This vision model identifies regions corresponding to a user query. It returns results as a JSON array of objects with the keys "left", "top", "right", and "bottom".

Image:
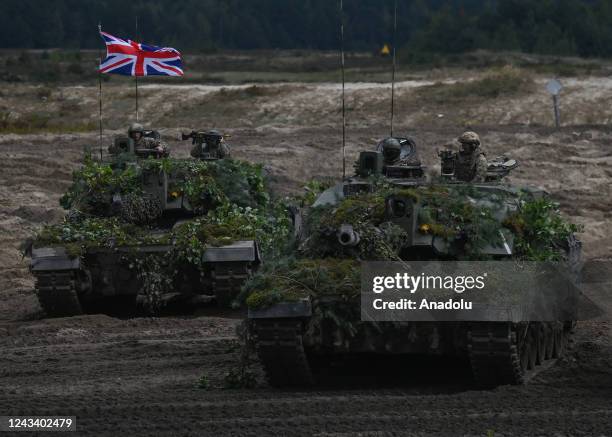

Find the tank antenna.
[
  {"left": 390, "top": 0, "right": 397, "bottom": 137},
  {"left": 98, "top": 22, "right": 103, "bottom": 160},
  {"left": 340, "top": 0, "right": 346, "bottom": 179},
  {"left": 135, "top": 15, "right": 139, "bottom": 121}
]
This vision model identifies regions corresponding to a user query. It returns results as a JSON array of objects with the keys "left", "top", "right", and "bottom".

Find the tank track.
[
  {"left": 34, "top": 270, "right": 83, "bottom": 317},
  {"left": 211, "top": 262, "right": 251, "bottom": 307},
  {"left": 468, "top": 321, "right": 569, "bottom": 387},
  {"left": 252, "top": 319, "right": 314, "bottom": 387}
]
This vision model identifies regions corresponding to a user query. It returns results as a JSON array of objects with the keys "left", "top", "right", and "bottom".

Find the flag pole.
[
  {"left": 340, "top": 0, "right": 346, "bottom": 179},
  {"left": 98, "top": 23, "right": 103, "bottom": 160},
  {"left": 390, "top": 0, "right": 397, "bottom": 137},
  {"left": 135, "top": 15, "right": 139, "bottom": 121}
]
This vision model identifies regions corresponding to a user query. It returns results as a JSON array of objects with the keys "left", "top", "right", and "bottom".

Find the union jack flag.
[{"left": 99, "top": 30, "right": 183, "bottom": 77}]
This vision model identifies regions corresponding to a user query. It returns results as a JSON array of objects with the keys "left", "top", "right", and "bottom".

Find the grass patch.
[
  {"left": 195, "top": 375, "right": 209, "bottom": 389},
  {"left": 217, "top": 85, "right": 279, "bottom": 98},
  {"left": 520, "top": 61, "right": 607, "bottom": 77},
  {"left": 0, "top": 111, "right": 95, "bottom": 134},
  {"left": 417, "top": 67, "right": 534, "bottom": 103}
]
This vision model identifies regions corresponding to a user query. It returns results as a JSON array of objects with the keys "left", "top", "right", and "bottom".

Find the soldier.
[
  {"left": 130, "top": 123, "right": 169, "bottom": 157},
  {"left": 190, "top": 130, "right": 231, "bottom": 159},
  {"left": 450, "top": 131, "right": 487, "bottom": 183},
  {"left": 109, "top": 122, "right": 169, "bottom": 157},
  {"left": 380, "top": 137, "right": 403, "bottom": 165}
]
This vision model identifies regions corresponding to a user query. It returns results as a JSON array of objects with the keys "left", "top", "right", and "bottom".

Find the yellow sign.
[{"left": 380, "top": 43, "right": 391, "bottom": 56}]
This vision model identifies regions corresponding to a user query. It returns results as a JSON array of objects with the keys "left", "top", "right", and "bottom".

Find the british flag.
[{"left": 99, "top": 30, "right": 183, "bottom": 77}]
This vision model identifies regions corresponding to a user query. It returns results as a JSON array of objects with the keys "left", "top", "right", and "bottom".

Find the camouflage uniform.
[
  {"left": 134, "top": 136, "right": 169, "bottom": 155},
  {"left": 190, "top": 130, "right": 231, "bottom": 159},
  {"left": 109, "top": 123, "right": 169, "bottom": 156},
  {"left": 453, "top": 131, "right": 487, "bottom": 183}
]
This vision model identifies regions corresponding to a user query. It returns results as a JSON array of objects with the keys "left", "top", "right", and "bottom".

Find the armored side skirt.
[
  {"left": 31, "top": 241, "right": 260, "bottom": 316},
  {"left": 249, "top": 299, "right": 573, "bottom": 387}
]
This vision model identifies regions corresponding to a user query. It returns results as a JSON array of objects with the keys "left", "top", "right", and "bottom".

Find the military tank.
[
  {"left": 245, "top": 137, "right": 581, "bottom": 387},
  {"left": 28, "top": 131, "right": 286, "bottom": 317}
]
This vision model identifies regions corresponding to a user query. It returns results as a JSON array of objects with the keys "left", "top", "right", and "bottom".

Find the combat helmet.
[
  {"left": 458, "top": 131, "right": 480, "bottom": 151},
  {"left": 128, "top": 122, "right": 144, "bottom": 136},
  {"left": 381, "top": 137, "right": 402, "bottom": 162},
  {"left": 205, "top": 130, "right": 222, "bottom": 140}
]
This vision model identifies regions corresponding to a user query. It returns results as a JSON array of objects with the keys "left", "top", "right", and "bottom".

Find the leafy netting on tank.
[
  {"left": 242, "top": 184, "right": 581, "bottom": 311},
  {"left": 59, "top": 156, "right": 270, "bottom": 216},
  {"left": 33, "top": 156, "right": 291, "bottom": 312},
  {"left": 504, "top": 196, "right": 580, "bottom": 261},
  {"left": 59, "top": 157, "right": 142, "bottom": 216},
  {"left": 119, "top": 193, "right": 164, "bottom": 224},
  {"left": 39, "top": 156, "right": 288, "bottom": 249},
  {"left": 297, "top": 185, "right": 505, "bottom": 260},
  {"left": 132, "top": 255, "right": 174, "bottom": 311}
]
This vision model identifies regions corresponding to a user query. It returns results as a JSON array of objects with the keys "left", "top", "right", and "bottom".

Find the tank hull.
[
  {"left": 250, "top": 306, "right": 573, "bottom": 388},
  {"left": 31, "top": 241, "right": 259, "bottom": 317},
  {"left": 246, "top": 181, "right": 582, "bottom": 388}
]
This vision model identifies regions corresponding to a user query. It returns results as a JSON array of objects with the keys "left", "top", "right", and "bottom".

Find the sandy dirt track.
[
  {"left": 0, "top": 314, "right": 610, "bottom": 436},
  {"left": 0, "top": 77, "right": 611, "bottom": 435}
]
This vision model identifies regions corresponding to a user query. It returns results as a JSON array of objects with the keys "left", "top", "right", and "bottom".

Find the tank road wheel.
[
  {"left": 535, "top": 324, "right": 547, "bottom": 365},
  {"left": 518, "top": 328, "right": 529, "bottom": 375},
  {"left": 35, "top": 270, "right": 83, "bottom": 317},
  {"left": 543, "top": 323, "right": 554, "bottom": 360},
  {"left": 525, "top": 326, "right": 538, "bottom": 370},
  {"left": 562, "top": 322, "right": 573, "bottom": 351},
  {"left": 468, "top": 322, "right": 523, "bottom": 387},
  {"left": 468, "top": 321, "right": 571, "bottom": 387},
  {"left": 252, "top": 319, "right": 314, "bottom": 387},
  {"left": 552, "top": 322, "right": 564, "bottom": 358}
]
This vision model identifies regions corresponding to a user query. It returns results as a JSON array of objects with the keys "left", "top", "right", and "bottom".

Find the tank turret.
[
  {"left": 27, "top": 148, "right": 285, "bottom": 317},
  {"left": 245, "top": 136, "right": 581, "bottom": 388},
  {"left": 109, "top": 128, "right": 167, "bottom": 160}
]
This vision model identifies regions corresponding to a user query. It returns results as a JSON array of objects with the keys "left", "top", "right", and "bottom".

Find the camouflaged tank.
[
  {"left": 245, "top": 137, "right": 582, "bottom": 388},
  {"left": 28, "top": 132, "right": 285, "bottom": 317}
]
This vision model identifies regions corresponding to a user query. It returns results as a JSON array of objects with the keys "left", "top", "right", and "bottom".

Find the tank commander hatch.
[
  {"left": 381, "top": 137, "right": 405, "bottom": 166},
  {"left": 108, "top": 122, "right": 169, "bottom": 157},
  {"left": 188, "top": 130, "right": 231, "bottom": 159},
  {"left": 380, "top": 137, "right": 423, "bottom": 166},
  {"left": 438, "top": 131, "right": 487, "bottom": 183}
]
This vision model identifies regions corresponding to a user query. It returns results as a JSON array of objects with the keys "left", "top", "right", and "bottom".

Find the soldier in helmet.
[
  {"left": 129, "top": 123, "right": 169, "bottom": 157},
  {"left": 108, "top": 122, "right": 169, "bottom": 157},
  {"left": 441, "top": 131, "right": 487, "bottom": 183},
  {"left": 381, "top": 137, "right": 403, "bottom": 166},
  {"left": 190, "top": 130, "right": 230, "bottom": 159}
]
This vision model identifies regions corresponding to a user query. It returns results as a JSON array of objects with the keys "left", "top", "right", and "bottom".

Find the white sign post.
[{"left": 546, "top": 79, "right": 563, "bottom": 128}]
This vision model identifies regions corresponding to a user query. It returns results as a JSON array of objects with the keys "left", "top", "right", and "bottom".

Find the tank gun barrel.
[{"left": 337, "top": 224, "right": 360, "bottom": 247}]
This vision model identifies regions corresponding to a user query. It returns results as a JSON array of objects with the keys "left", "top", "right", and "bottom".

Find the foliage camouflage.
[
  {"left": 243, "top": 184, "right": 580, "bottom": 310},
  {"left": 295, "top": 179, "right": 336, "bottom": 208},
  {"left": 60, "top": 156, "right": 270, "bottom": 216},
  {"left": 34, "top": 156, "right": 290, "bottom": 312}
]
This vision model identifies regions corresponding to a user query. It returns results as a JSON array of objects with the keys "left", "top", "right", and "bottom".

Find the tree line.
[{"left": 1, "top": 0, "right": 612, "bottom": 58}]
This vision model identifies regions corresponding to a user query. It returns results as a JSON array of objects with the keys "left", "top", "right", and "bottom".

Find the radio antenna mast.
[
  {"left": 390, "top": 0, "right": 397, "bottom": 137},
  {"left": 135, "top": 15, "right": 139, "bottom": 121},
  {"left": 340, "top": 0, "right": 347, "bottom": 179},
  {"left": 98, "top": 22, "right": 103, "bottom": 160}
]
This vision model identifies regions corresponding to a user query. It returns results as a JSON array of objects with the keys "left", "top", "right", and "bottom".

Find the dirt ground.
[{"left": 0, "top": 52, "right": 611, "bottom": 435}]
